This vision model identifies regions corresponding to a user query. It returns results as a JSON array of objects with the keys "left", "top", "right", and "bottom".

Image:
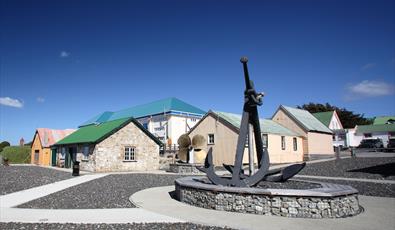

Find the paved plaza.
[{"left": 0, "top": 152, "right": 394, "bottom": 230}]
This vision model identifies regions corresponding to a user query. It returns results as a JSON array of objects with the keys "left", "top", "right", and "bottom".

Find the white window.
[
  {"left": 83, "top": 146, "right": 89, "bottom": 160},
  {"left": 262, "top": 134, "right": 268, "bottom": 148},
  {"left": 124, "top": 147, "right": 136, "bottom": 161},
  {"left": 293, "top": 138, "right": 297, "bottom": 151},
  {"left": 281, "top": 136, "right": 286, "bottom": 150},
  {"left": 208, "top": 134, "right": 215, "bottom": 145}
]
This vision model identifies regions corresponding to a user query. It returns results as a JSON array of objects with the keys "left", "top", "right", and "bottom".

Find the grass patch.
[{"left": 0, "top": 146, "right": 31, "bottom": 163}]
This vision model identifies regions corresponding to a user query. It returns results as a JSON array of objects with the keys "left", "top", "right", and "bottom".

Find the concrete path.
[
  {"left": 131, "top": 186, "right": 395, "bottom": 230},
  {"left": 0, "top": 174, "right": 108, "bottom": 208},
  {"left": 294, "top": 175, "right": 395, "bottom": 184},
  {"left": 0, "top": 208, "right": 183, "bottom": 224}
]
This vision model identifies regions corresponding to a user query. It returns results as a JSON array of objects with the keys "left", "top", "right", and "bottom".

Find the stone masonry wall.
[
  {"left": 168, "top": 163, "right": 203, "bottom": 174},
  {"left": 177, "top": 186, "right": 360, "bottom": 218},
  {"left": 87, "top": 122, "right": 159, "bottom": 172}
]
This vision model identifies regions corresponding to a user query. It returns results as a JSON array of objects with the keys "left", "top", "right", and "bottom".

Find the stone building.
[
  {"left": 53, "top": 117, "right": 162, "bottom": 172},
  {"left": 272, "top": 105, "right": 333, "bottom": 160},
  {"left": 188, "top": 111, "right": 304, "bottom": 166}
]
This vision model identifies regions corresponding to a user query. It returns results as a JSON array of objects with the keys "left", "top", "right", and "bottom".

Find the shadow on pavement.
[{"left": 348, "top": 162, "right": 395, "bottom": 178}]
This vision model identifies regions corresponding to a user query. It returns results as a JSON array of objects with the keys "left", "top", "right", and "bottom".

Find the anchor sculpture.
[{"left": 198, "top": 57, "right": 306, "bottom": 187}]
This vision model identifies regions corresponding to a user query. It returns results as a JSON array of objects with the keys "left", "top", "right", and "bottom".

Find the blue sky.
[{"left": 1, "top": 0, "right": 394, "bottom": 144}]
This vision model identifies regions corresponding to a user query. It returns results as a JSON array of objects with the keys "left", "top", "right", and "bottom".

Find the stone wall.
[
  {"left": 175, "top": 177, "right": 361, "bottom": 218},
  {"left": 168, "top": 163, "right": 203, "bottom": 174},
  {"left": 80, "top": 122, "right": 160, "bottom": 172}
]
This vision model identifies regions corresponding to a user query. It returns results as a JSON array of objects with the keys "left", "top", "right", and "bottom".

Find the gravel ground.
[
  {"left": 299, "top": 157, "right": 395, "bottom": 180},
  {"left": 298, "top": 178, "right": 395, "bottom": 197},
  {"left": 0, "top": 165, "right": 72, "bottom": 195},
  {"left": 18, "top": 174, "right": 182, "bottom": 209},
  {"left": 0, "top": 223, "right": 234, "bottom": 230}
]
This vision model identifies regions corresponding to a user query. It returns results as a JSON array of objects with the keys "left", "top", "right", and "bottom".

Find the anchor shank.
[{"left": 231, "top": 110, "right": 250, "bottom": 186}]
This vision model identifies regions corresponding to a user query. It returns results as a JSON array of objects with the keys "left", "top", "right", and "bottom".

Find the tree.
[
  {"left": 0, "top": 141, "right": 11, "bottom": 153},
  {"left": 297, "top": 103, "right": 373, "bottom": 129}
]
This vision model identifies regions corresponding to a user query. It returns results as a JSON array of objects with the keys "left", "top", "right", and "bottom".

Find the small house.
[
  {"left": 272, "top": 105, "right": 333, "bottom": 160},
  {"left": 351, "top": 124, "right": 395, "bottom": 147},
  {"left": 313, "top": 111, "right": 346, "bottom": 148},
  {"left": 31, "top": 128, "right": 76, "bottom": 166},
  {"left": 188, "top": 111, "right": 304, "bottom": 165},
  {"left": 53, "top": 117, "right": 162, "bottom": 172}
]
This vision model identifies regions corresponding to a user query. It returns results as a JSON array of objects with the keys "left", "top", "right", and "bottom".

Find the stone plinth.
[
  {"left": 168, "top": 163, "right": 204, "bottom": 174},
  {"left": 175, "top": 176, "right": 361, "bottom": 218}
]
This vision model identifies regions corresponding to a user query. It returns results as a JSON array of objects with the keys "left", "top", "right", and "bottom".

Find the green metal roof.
[
  {"left": 356, "top": 124, "right": 395, "bottom": 133},
  {"left": 373, "top": 116, "right": 395, "bottom": 125},
  {"left": 280, "top": 106, "right": 332, "bottom": 134},
  {"left": 80, "top": 97, "right": 206, "bottom": 127},
  {"left": 213, "top": 111, "right": 299, "bottom": 136},
  {"left": 55, "top": 118, "right": 162, "bottom": 146},
  {"left": 312, "top": 111, "right": 334, "bottom": 127}
]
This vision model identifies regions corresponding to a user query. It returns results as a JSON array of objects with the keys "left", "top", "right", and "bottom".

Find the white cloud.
[
  {"left": 36, "top": 97, "right": 45, "bottom": 103},
  {"left": 361, "top": 63, "right": 376, "bottom": 71},
  {"left": 348, "top": 80, "right": 395, "bottom": 97},
  {"left": 60, "top": 51, "right": 70, "bottom": 58},
  {"left": 0, "top": 97, "right": 24, "bottom": 108}
]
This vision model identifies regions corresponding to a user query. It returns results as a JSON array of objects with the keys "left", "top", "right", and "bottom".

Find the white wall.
[
  {"left": 346, "top": 129, "right": 362, "bottom": 147},
  {"left": 347, "top": 129, "right": 390, "bottom": 147},
  {"left": 137, "top": 114, "right": 201, "bottom": 145},
  {"left": 329, "top": 114, "right": 342, "bottom": 130},
  {"left": 168, "top": 116, "right": 199, "bottom": 145}
]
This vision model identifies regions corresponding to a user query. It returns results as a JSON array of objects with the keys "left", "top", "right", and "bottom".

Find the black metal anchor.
[{"left": 197, "top": 57, "right": 305, "bottom": 187}]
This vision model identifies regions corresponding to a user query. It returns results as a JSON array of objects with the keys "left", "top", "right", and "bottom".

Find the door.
[
  {"left": 34, "top": 150, "right": 39, "bottom": 164},
  {"left": 51, "top": 149, "right": 57, "bottom": 166}
]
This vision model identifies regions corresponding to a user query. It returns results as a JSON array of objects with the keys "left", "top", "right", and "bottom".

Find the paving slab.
[{"left": 131, "top": 186, "right": 395, "bottom": 230}]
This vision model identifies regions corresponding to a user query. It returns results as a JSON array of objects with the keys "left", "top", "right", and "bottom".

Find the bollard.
[
  {"left": 335, "top": 146, "right": 340, "bottom": 159},
  {"left": 350, "top": 148, "right": 356, "bottom": 158},
  {"left": 72, "top": 161, "right": 80, "bottom": 176}
]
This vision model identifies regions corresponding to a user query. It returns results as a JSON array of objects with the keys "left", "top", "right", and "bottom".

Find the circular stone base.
[
  {"left": 168, "top": 163, "right": 204, "bottom": 174},
  {"left": 175, "top": 176, "right": 360, "bottom": 218}
]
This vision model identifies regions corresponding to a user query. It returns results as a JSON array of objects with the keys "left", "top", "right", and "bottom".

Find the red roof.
[{"left": 36, "top": 128, "right": 76, "bottom": 147}]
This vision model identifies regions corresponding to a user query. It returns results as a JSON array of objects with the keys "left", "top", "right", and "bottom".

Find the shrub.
[
  {"left": 0, "top": 146, "right": 31, "bottom": 164},
  {"left": 0, "top": 141, "right": 11, "bottom": 152}
]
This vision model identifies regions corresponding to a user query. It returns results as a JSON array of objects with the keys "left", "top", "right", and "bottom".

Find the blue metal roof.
[{"left": 80, "top": 97, "right": 206, "bottom": 127}]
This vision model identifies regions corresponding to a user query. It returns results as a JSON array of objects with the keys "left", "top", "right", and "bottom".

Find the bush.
[
  {"left": 0, "top": 146, "right": 31, "bottom": 164},
  {"left": 0, "top": 141, "right": 11, "bottom": 152}
]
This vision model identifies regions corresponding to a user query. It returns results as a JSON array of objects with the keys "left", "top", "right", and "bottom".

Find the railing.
[{"left": 160, "top": 144, "right": 179, "bottom": 157}]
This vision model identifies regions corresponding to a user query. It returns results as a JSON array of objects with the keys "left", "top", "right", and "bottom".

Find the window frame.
[
  {"left": 82, "top": 145, "right": 90, "bottom": 161},
  {"left": 208, "top": 134, "right": 215, "bottom": 145},
  {"left": 124, "top": 146, "right": 137, "bottom": 161},
  {"left": 262, "top": 134, "right": 268, "bottom": 149},
  {"left": 293, "top": 137, "right": 297, "bottom": 151},
  {"left": 281, "top": 136, "right": 286, "bottom": 150}
]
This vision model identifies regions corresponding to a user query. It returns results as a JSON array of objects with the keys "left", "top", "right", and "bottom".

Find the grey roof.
[
  {"left": 213, "top": 111, "right": 299, "bottom": 136},
  {"left": 279, "top": 106, "right": 333, "bottom": 134}
]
